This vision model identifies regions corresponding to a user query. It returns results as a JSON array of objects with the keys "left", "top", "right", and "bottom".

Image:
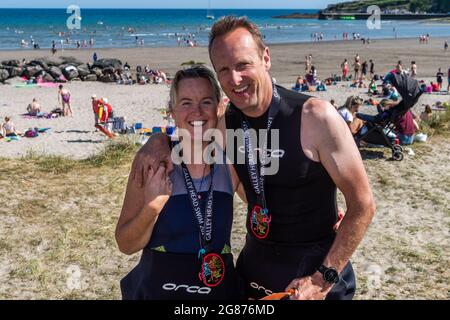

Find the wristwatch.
[{"left": 318, "top": 265, "right": 340, "bottom": 284}]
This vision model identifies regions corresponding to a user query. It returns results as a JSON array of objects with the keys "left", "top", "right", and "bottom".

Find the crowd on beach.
[{"left": 291, "top": 52, "right": 450, "bottom": 147}]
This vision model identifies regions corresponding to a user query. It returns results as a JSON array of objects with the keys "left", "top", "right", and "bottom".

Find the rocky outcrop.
[
  {"left": 93, "top": 58, "right": 122, "bottom": 70},
  {"left": 0, "top": 56, "right": 130, "bottom": 84}
]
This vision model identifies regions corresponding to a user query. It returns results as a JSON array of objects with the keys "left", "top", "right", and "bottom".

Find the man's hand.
[
  {"left": 130, "top": 133, "right": 172, "bottom": 187},
  {"left": 285, "top": 272, "right": 332, "bottom": 300}
]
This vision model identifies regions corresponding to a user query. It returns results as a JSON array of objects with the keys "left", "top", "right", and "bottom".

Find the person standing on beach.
[
  {"left": 410, "top": 61, "right": 417, "bottom": 78},
  {"left": 58, "top": 85, "right": 73, "bottom": 117},
  {"left": 369, "top": 60, "right": 375, "bottom": 79},
  {"left": 447, "top": 67, "right": 450, "bottom": 92},
  {"left": 361, "top": 61, "right": 368, "bottom": 80},
  {"left": 91, "top": 94, "right": 100, "bottom": 127},
  {"left": 445, "top": 41, "right": 448, "bottom": 52},
  {"left": 305, "top": 55, "right": 310, "bottom": 73},
  {"left": 353, "top": 54, "right": 361, "bottom": 81},
  {"left": 436, "top": 68, "right": 444, "bottom": 91},
  {"left": 341, "top": 59, "right": 349, "bottom": 80},
  {"left": 131, "top": 16, "right": 375, "bottom": 300}
]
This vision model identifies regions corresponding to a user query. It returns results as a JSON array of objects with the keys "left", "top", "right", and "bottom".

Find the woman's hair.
[
  {"left": 341, "top": 95, "right": 362, "bottom": 111},
  {"left": 58, "top": 85, "right": 63, "bottom": 89},
  {"left": 5, "top": 117, "right": 10, "bottom": 122},
  {"left": 168, "top": 65, "right": 222, "bottom": 111},
  {"left": 424, "top": 105, "right": 432, "bottom": 114}
]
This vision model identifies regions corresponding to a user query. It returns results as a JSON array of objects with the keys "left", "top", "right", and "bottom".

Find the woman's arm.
[{"left": 115, "top": 166, "right": 172, "bottom": 255}]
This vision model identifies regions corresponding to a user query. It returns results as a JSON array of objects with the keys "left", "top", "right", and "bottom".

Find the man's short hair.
[{"left": 208, "top": 16, "right": 266, "bottom": 58}]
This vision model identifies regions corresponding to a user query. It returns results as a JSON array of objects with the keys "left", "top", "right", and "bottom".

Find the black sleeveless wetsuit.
[
  {"left": 226, "top": 85, "right": 356, "bottom": 300},
  {"left": 120, "top": 163, "right": 240, "bottom": 300}
]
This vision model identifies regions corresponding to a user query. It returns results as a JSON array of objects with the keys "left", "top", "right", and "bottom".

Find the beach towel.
[
  {"left": 37, "top": 82, "right": 60, "bottom": 88},
  {"left": 14, "top": 83, "right": 38, "bottom": 88}
]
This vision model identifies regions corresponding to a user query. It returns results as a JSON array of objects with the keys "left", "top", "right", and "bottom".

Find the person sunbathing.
[
  {"left": 27, "top": 98, "right": 43, "bottom": 116},
  {"left": 1, "top": 117, "right": 22, "bottom": 136},
  {"left": 419, "top": 105, "right": 433, "bottom": 122}
]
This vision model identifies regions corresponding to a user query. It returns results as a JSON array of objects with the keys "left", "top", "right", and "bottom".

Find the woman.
[
  {"left": 341, "top": 59, "right": 349, "bottom": 80},
  {"left": 116, "top": 66, "right": 244, "bottom": 300},
  {"left": 420, "top": 105, "right": 433, "bottom": 122},
  {"left": 58, "top": 85, "right": 73, "bottom": 117},
  {"left": 1, "top": 117, "right": 21, "bottom": 137},
  {"left": 338, "top": 96, "right": 364, "bottom": 135}
]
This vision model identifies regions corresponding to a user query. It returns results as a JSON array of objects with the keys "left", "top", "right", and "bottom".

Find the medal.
[
  {"left": 182, "top": 163, "right": 225, "bottom": 287},
  {"left": 234, "top": 83, "right": 281, "bottom": 240},
  {"left": 198, "top": 253, "right": 225, "bottom": 287},
  {"left": 249, "top": 205, "right": 271, "bottom": 239}
]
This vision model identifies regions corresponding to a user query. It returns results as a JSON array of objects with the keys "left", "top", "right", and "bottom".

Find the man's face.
[{"left": 210, "top": 28, "right": 272, "bottom": 116}]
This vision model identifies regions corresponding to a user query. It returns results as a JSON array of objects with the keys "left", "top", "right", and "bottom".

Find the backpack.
[{"left": 25, "top": 129, "right": 39, "bottom": 138}]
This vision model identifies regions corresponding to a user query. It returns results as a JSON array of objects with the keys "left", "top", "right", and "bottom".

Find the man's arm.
[
  {"left": 286, "top": 98, "right": 375, "bottom": 300},
  {"left": 130, "top": 133, "right": 172, "bottom": 187}
]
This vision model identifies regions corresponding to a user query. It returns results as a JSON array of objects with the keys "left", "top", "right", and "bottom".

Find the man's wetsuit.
[{"left": 225, "top": 85, "right": 356, "bottom": 300}]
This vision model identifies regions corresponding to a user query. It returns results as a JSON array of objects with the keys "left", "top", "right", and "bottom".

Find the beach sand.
[
  {"left": 1, "top": 37, "right": 449, "bottom": 158},
  {"left": 0, "top": 38, "right": 449, "bottom": 299}
]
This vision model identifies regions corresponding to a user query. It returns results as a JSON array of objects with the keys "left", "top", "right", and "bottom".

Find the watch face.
[{"left": 324, "top": 268, "right": 339, "bottom": 284}]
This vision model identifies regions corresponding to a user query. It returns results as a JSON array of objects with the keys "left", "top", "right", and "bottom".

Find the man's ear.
[{"left": 263, "top": 47, "right": 271, "bottom": 71}]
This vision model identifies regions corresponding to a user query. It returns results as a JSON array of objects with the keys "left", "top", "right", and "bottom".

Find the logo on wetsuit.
[
  {"left": 198, "top": 253, "right": 225, "bottom": 287},
  {"left": 162, "top": 283, "right": 212, "bottom": 294},
  {"left": 249, "top": 205, "right": 271, "bottom": 239}
]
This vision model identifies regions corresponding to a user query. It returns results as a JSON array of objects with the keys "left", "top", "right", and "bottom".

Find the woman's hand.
[{"left": 144, "top": 166, "right": 172, "bottom": 215}]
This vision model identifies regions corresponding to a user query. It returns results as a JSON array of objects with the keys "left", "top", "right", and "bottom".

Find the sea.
[{"left": 0, "top": 8, "right": 449, "bottom": 50}]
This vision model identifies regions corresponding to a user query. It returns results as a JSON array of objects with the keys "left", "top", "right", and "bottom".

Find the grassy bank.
[{"left": 0, "top": 127, "right": 448, "bottom": 299}]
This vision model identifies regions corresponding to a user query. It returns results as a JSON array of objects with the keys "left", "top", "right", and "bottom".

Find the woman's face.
[{"left": 172, "top": 77, "right": 218, "bottom": 142}]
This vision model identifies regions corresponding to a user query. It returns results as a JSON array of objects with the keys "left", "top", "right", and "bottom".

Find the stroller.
[{"left": 355, "top": 73, "right": 423, "bottom": 161}]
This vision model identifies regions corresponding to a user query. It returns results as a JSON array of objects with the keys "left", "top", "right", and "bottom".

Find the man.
[
  {"left": 91, "top": 94, "right": 100, "bottom": 127},
  {"left": 131, "top": 16, "right": 375, "bottom": 300},
  {"left": 447, "top": 67, "right": 450, "bottom": 93}
]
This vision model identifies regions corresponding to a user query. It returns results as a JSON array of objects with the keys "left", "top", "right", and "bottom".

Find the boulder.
[
  {"left": 83, "top": 74, "right": 98, "bottom": 81},
  {"left": 1, "top": 66, "right": 22, "bottom": 77},
  {"left": 1, "top": 59, "right": 20, "bottom": 67},
  {"left": 59, "top": 56, "right": 83, "bottom": 66},
  {"left": 24, "top": 65, "right": 44, "bottom": 78},
  {"left": 91, "top": 67, "right": 103, "bottom": 77},
  {"left": 98, "top": 74, "right": 115, "bottom": 83},
  {"left": 29, "top": 59, "right": 49, "bottom": 70},
  {"left": 4, "top": 76, "right": 24, "bottom": 85},
  {"left": 76, "top": 65, "right": 90, "bottom": 77},
  {"left": 62, "top": 66, "right": 79, "bottom": 80},
  {"left": 42, "top": 72, "right": 55, "bottom": 82},
  {"left": 40, "top": 56, "right": 64, "bottom": 66},
  {"left": 48, "top": 66, "right": 63, "bottom": 79},
  {"left": 102, "top": 66, "right": 115, "bottom": 75},
  {"left": 93, "top": 58, "right": 122, "bottom": 69},
  {"left": 0, "top": 69, "right": 10, "bottom": 82}
]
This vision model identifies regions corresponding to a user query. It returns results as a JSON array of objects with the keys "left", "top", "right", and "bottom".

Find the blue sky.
[{"left": 0, "top": 0, "right": 349, "bottom": 9}]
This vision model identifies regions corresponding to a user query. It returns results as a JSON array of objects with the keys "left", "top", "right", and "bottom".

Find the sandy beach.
[
  {"left": 0, "top": 37, "right": 449, "bottom": 300},
  {"left": 1, "top": 37, "right": 449, "bottom": 158}
]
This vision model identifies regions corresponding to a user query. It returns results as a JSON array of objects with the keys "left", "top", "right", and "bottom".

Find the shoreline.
[{"left": 1, "top": 35, "right": 449, "bottom": 52}]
